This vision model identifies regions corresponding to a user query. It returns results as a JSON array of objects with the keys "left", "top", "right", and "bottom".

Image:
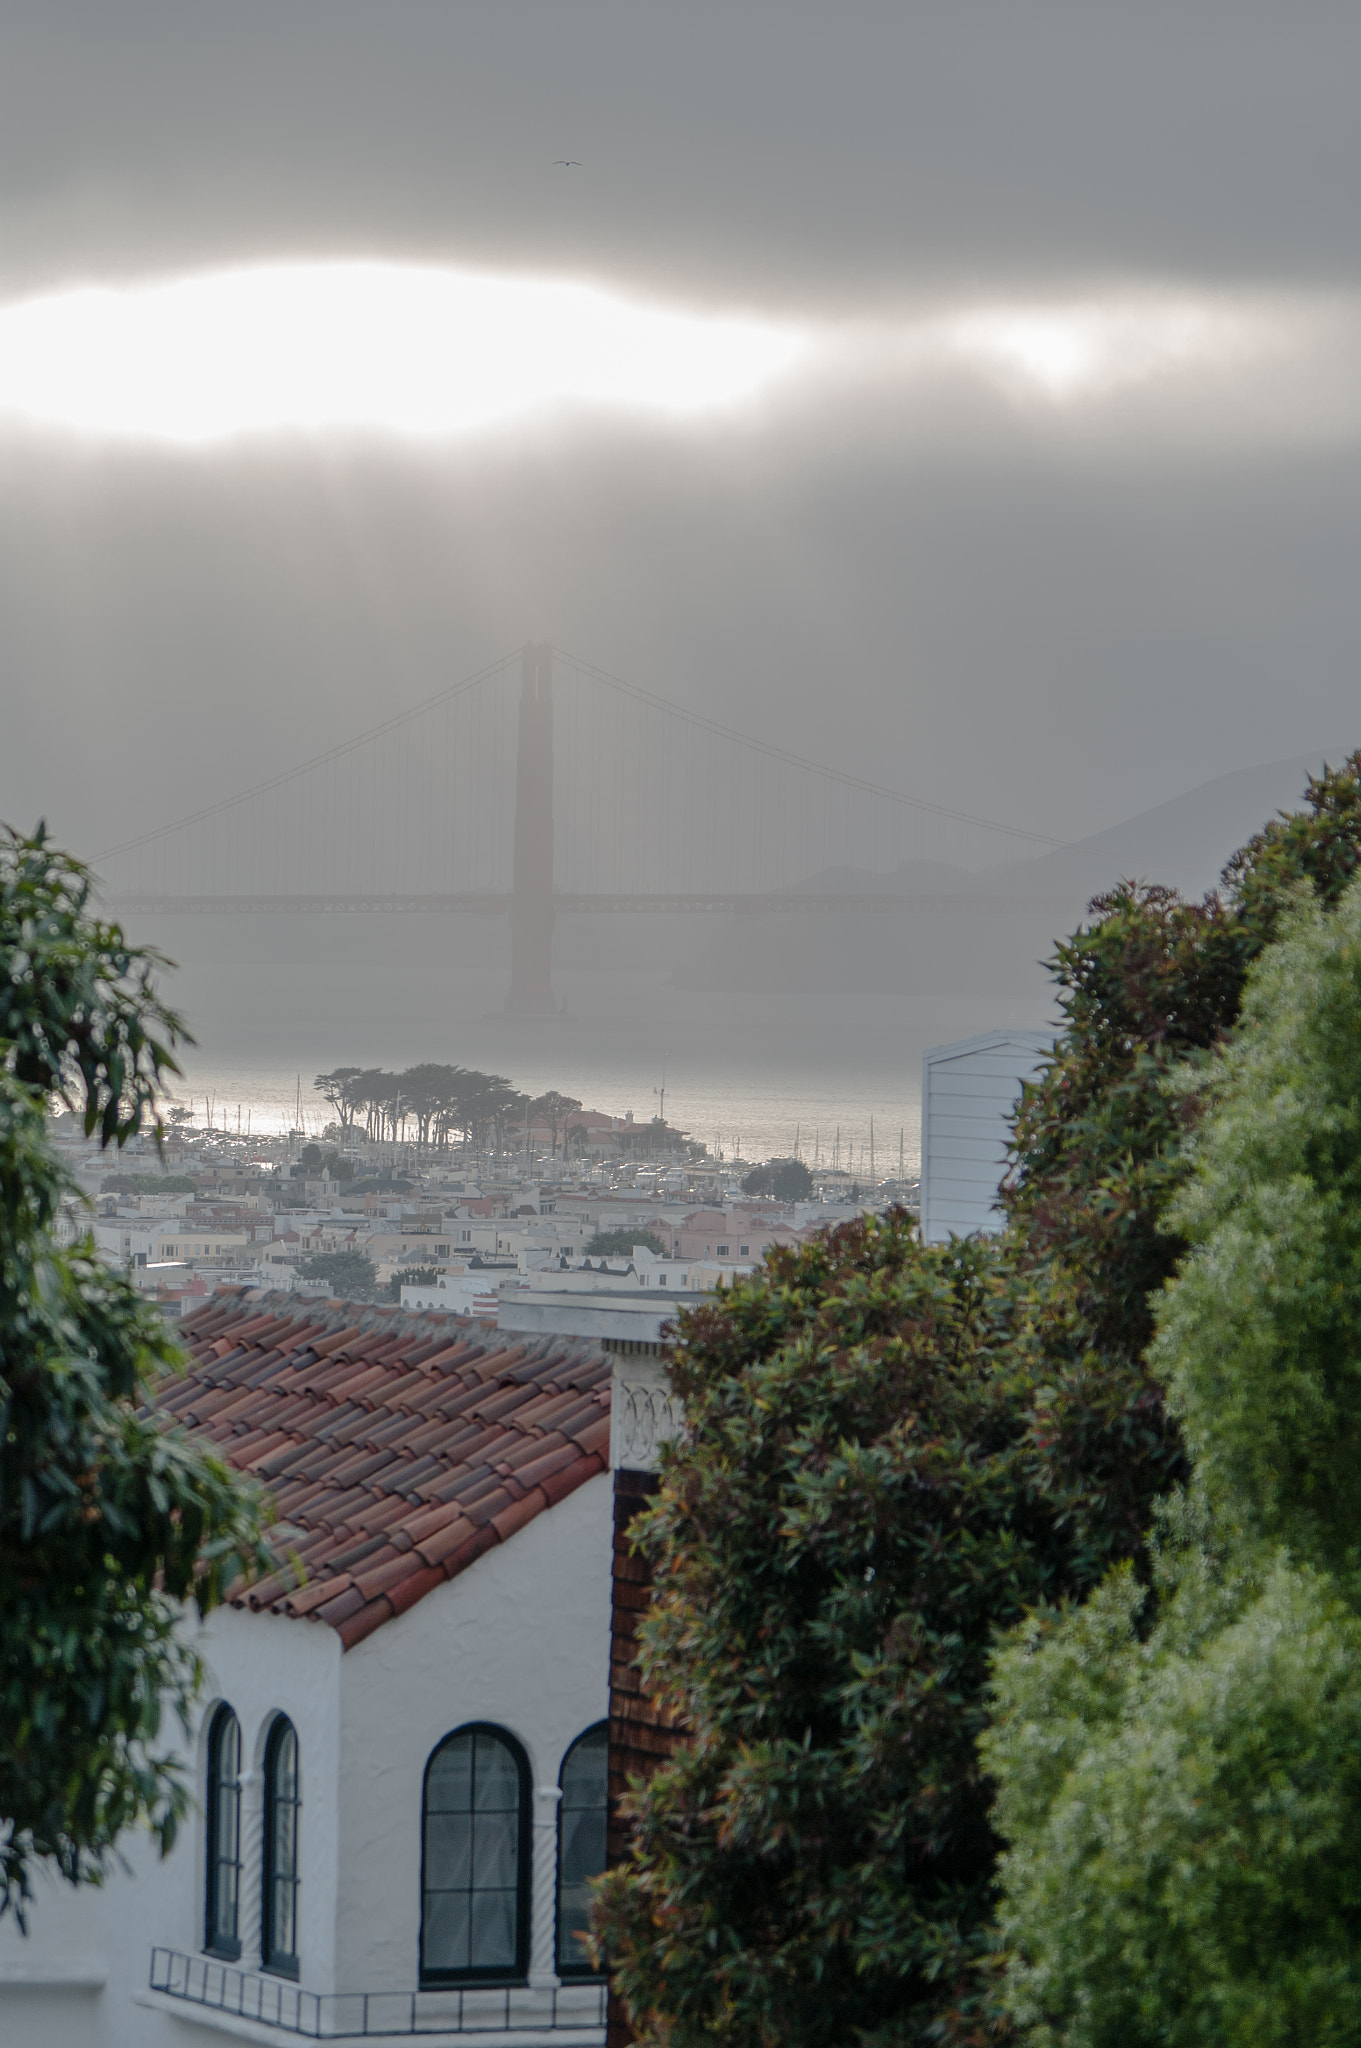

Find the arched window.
[
  {"left": 262, "top": 1717, "right": 301, "bottom": 1977},
  {"left": 421, "top": 1726, "right": 530, "bottom": 1985},
  {"left": 557, "top": 1724, "right": 608, "bottom": 1976},
  {"left": 204, "top": 1705, "right": 242, "bottom": 1960}
]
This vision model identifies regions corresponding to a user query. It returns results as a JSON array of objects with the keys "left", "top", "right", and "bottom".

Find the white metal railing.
[{"left": 148, "top": 1948, "right": 607, "bottom": 2038}]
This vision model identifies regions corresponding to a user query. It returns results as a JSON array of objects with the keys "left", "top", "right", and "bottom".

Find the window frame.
[
  {"left": 420, "top": 1723, "right": 532, "bottom": 1989},
  {"left": 261, "top": 1715, "right": 301, "bottom": 1980},
  {"left": 555, "top": 1722, "right": 609, "bottom": 1979},
  {"left": 204, "top": 1704, "right": 243, "bottom": 1962}
]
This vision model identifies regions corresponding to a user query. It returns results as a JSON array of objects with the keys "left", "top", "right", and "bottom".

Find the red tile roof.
[{"left": 159, "top": 1288, "right": 612, "bottom": 1650}]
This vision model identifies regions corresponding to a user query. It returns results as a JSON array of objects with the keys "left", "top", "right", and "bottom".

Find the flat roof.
[{"left": 497, "top": 1289, "right": 707, "bottom": 1344}]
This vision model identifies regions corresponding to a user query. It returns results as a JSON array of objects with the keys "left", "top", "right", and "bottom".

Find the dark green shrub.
[
  {"left": 585, "top": 1227, "right": 667, "bottom": 1259},
  {"left": 295, "top": 1248, "right": 380, "bottom": 1300},
  {"left": 742, "top": 1158, "right": 814, "bottom": 1202}
]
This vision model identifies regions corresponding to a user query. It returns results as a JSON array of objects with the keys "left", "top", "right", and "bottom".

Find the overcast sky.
[{"left": 4, "top": 2, "right": 1361, "bottom": 859}]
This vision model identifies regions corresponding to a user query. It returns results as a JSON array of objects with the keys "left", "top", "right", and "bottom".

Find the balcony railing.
[{"left": 148, "top": 1949, "right": 608, "bottom": 2039}]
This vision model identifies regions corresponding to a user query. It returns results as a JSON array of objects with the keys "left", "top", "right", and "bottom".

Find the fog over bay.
[{"left": 3, "top": 4, "right": 1361, "bottom": 1151}]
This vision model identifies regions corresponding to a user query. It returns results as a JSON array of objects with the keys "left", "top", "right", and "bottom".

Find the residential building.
[
  {"left": 659, "top": 1208, "right": 801, "bottom": 1265},
  {"left": 92, "top": 1219, "right": 162, "bottom": 1268},
  {"left": 400, "top": 1272, "right": 503, "bottom": 1318},
  {"left": 0, "top": 1293, "right": 617, "bottom": 2047},
  {"left": 153, "top": 1226, "right": 253, "bottom": 1265}
]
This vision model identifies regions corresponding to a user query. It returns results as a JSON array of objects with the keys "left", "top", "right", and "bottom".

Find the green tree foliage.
[
  {"left": 0, "top": 825, "right": 271, "bottom": 1921},
  {"left": 1222, "top": 749, "right": 1361, "bottom": 934},
  {"left": 313, "top": 1060, "right": 625, "bottom": 1161},
  {"left": 985, "top": 877, "right": 1361, "bottom": 2046},
  {"left": 594, "top": 1219, "right": 1079, "bottom": 2048},
  {"left": 532, "top": 1089, "right": 582, "bottom": 1156},
  {"left": 986, "top": 1533, "right": 1361, "bottom": 2048},
  {"left": 317, "top": 1062, "right": 522, "bottom": 1152},
  {"left": 313, "top": 1065, "right": 365, "bottom": 1129},
  {"left": 291, "top": 1145, "right": 354, "bottom": 1182},
  {"left": 742, "top": 1157, "right": 814, "bottom": 1202},
  {"left": 386, "top": 1263, "right": 439, "bottom": 1302},
  {"left": 595, "top": 879, "right": 1246, "bottom": 2041},
  {"left": 996, "top": 883, "right": 1237, "bottom": 1572},
  {"left": 294, "top": 1249, "right": 380, "bottom": 1300},
  {"left": 584, "top": 1228, "right": 667, "bottom": 1259},
  {"left": 1001, "top": 752, "right": 1361, "bottom": 1571},
  {"left": 1163, "top": 888, "right": 1361, "bottom": 1564},
  {"left": 398, "top": 1062, "right": 465, "bottom": 1149},
  {"left": 597, "top": 756, "right": 1361, "bottom": 2047}
]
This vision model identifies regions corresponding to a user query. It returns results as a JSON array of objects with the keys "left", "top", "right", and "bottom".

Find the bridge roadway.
[{"left": 107, "top": 891, "right": 1082, "bottom": 917}]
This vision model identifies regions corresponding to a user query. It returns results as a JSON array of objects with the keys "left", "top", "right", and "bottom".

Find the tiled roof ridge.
[{"left": 163, "top": 1288, "right": 612, "bottom": 1650}]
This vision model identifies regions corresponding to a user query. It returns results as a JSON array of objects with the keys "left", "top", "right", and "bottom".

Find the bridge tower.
[{"left": 505, "top": 641, "right": 558, "bottom": 1014}]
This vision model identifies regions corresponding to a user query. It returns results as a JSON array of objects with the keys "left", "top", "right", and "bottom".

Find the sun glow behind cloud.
[
  {"left": 0, "top": 261, "right": 1338, "bottom": 447},
  {"left": 940, "top": 299, "right": 1257, "bottom": 400},
  {"left": 0, "top": 263, "right": 806, "bottom": 443}
]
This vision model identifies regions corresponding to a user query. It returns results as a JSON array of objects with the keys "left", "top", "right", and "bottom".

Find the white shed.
[{"left": 919, "top": 1030, "right": 1053, "bottom": 1244}]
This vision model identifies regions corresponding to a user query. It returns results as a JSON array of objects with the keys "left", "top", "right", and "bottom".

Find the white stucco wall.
[
  {"left": 0, "top": 1602, "right": 340, "bottom": 2048},
  {"left": 0, "top": 1471, "right": 612, "bottom": 2046},
  {"left": 337, "top": 1469, "right": 614, "bottom": 1995}
]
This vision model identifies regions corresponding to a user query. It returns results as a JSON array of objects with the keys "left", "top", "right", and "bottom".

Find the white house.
[
  {"left": 0, "top": 1291, "right": 618, "bottom": 2048},
  {"left": 400, "top": 1272, "right": 503, "bottom": 1318},
  {"left": 92, "top": 1217, "right": 162, "bottom": 1267},
  {"left": 919, "top": 1030, "right": 1053, "bottom": 1243}
]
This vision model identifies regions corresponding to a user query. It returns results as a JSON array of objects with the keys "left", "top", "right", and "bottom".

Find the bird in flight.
[{"left": 554, "top": 159, "right": 583, "bottom": 167}]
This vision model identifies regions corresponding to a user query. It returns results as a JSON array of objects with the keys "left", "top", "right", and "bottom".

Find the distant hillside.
[
  {"left": 670, "top": 746, "right": 1355, "bottom": 995},
  {"left": 1005, "top": 748, "right": 1351, "bottom": 904}
]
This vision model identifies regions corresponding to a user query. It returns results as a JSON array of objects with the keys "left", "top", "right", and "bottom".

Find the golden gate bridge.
[{"left": 99, "top": 644, "right": 1067, "bottom": 1014}]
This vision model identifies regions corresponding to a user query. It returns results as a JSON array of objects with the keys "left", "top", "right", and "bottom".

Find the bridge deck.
[{"left": 106, "top": 891, "right": 1081, "bottom": 917}]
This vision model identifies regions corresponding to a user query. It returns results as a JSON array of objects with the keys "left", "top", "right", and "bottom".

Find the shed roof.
[{"left": 159, "top": 1287, "right": 612, "bottom": 1649}]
